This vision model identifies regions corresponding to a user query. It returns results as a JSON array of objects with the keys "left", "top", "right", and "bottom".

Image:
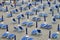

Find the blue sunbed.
[
  {"left": 2, "top": 32, "right": 9, "bottom": 38},
  {"left": 40, "top": 23, "right": 52, "bottom": 29},
  {"left": 8, "top": 34, "right": 15, "bottom": 39},
  {"left": 25, "top": 11, "right": 34, "bottom": 16},
  {"left": 32, "top": 17, "right": 41, "bottom": 22},
  {"left": 31, "top": 29, "right": 41, "bottom": 35}
]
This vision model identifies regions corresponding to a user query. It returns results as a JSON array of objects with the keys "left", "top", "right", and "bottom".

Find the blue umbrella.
[
  {"left": 47, "top": 1, "right": 51, "bottom": 7},
  {"left": 50, "top": 8, "right": 54, "bottom": 16},
  {"left": 27, "top": 3, "right": 32, "bottom": 9},
  {"left": 55, "top": 4, "right": 59, "bottom": 13}
]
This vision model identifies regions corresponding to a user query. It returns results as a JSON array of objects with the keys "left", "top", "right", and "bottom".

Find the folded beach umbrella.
[
  {"left": 57, "top": 24, "right": 60, "bottom": 31},
  {"left": 0, "top": 15, "right": 4, "bottom": 22}
]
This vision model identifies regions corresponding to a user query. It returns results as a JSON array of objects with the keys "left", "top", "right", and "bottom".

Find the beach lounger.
[
  {"left": 32, "top": 17, "right": 41, "bottom": 22},
  {"left": 2, "top": 32, "right": 9, "bottom": 38},
  {"left": 31, "top": 29, "right": 41, "bottom": 35},
  {"left": 7, "top": 34, "right": 15, "bottom": 39},
  {"left": 40, "top": 23, "right": 52, "bottom": 29}
]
